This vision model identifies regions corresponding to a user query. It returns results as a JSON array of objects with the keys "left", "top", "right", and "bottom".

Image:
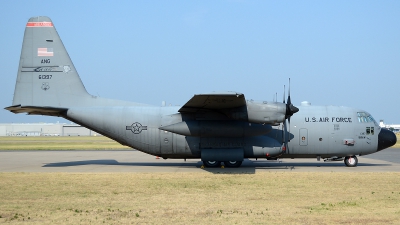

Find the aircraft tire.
[
  {"left": 224, "top": 161, "right": 243, "bottom": 168},
  {"left": 203, "top": 160, "right": 221, "bottom": 168},
  {"left": 344, "top": 156, "right": 358, "bottom": 167}
]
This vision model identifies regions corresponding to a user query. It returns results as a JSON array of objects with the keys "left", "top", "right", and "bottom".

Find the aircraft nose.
[{"left": 377, "top": 129, "right": 397, "bottom": 151}]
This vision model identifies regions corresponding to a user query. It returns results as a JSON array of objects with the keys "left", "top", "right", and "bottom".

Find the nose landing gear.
[{"left": 344, "top": 155, "right": 358, "bottom": 167}]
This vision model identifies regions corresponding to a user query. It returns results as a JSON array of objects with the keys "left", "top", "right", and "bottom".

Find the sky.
[{"left": 1, "top": 1, "right": 399, "bottom": 124}]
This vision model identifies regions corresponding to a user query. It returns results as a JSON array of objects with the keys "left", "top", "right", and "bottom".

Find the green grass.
[
  {"left": 0, "top": 172, "right": 399, "bottom": 224},
  {"left": 0, "top": 136, "right": 130, "bottom": 150},
  {"left": 0, "top": 136, "right": 399, "bottom": 224}
]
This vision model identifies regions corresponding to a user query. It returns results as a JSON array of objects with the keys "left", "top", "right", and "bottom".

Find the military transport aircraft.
[{"left": 6, "top": 16, "right": 397, "bottom": 168}]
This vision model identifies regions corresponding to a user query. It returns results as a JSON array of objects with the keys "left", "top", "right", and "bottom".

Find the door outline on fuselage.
[
  {"left": 299, "top": 128, "right": 308, "bottom": 146},
  {"left": 160, "top": 130, "right": 173, "bottom": 154}
]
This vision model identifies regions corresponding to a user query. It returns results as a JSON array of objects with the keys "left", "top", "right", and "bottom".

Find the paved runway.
[{"left": 0, "top": 148, "right": 398, "bottom": 173}]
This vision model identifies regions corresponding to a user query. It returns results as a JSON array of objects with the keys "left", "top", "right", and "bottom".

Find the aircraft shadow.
[
  {"left": 43, "top": 159, "right": 201, "bottom": 168},
  {"left": 42, "top": 159, "right": 258, "bottom": 174},
  {"left": 42, "top": 158, "right": 391, "bottom": 174},
  {"left": 198, "top": 160, "right": 391, "bottom": 174},
  {"left": 250, "top": 160, "right": 390, "bottom": 168}
]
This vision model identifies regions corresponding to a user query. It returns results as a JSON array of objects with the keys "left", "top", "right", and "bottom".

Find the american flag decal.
[{"left": 38, "top": 48, "right": 54, "bottom": 57}]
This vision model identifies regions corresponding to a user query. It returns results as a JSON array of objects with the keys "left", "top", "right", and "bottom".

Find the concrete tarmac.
[{"left": 0, "top": 148, "right": 399, "bottom": 173}]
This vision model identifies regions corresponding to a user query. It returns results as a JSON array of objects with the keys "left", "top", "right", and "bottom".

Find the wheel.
[
  {"left": 202, "top": 160, "right": 221, "bottom": 168},
  {"left": 224, "top": 161, "right": 243, "bottom": 168},
  {"left": 344, "top": 156, "right": 358, "bottom": 167}
]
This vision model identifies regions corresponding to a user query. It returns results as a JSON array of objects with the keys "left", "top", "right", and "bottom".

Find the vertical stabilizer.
[{"left": 11, "top": 16, "right": 89, "bottom": 110}]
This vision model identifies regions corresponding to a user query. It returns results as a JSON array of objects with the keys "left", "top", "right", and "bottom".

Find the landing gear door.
[{"left": 299, "top": 128, "right": 308, "bottom": 146}]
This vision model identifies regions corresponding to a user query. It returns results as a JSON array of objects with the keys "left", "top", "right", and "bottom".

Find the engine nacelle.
[
  {"left": 222, "top": 101, "right": 287, "bottom": 124},
  {"left": 246, "top": 101, "right": 287, "bottom": 124}
]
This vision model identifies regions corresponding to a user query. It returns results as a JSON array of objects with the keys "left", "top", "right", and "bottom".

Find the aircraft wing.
[{"left": 179, "top": 92, "right": 246, "bottom": 113}]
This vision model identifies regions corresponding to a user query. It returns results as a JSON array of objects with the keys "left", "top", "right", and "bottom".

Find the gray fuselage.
[{"left": 65, "top": 102, "right": 381, "bottom": 160}]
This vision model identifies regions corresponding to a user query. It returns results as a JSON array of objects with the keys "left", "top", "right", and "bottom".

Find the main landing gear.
[
  {"left": 344, "top": 155, "right": 358, "bottom": 167},
  {"left": 202, "top": 161, "right": 221, "bottom": 168},
  {"left": 223, "top": 161, "right": 243, "bottom": 168},
  {"left": 202, "top": 161, "right": 243, "bottom": 168}
]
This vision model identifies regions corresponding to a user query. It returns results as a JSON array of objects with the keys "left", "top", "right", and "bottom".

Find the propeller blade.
[
  {"left": 288, "top": 116, "right": 291, "bottom": 144},
  {"left": 285, "top": 78, "right": 299, "bottom": 118},
  {"left": 283, "top": 85, "right": 286, "bottom": 104},
  {"left": 284, "top": 78, "right": 298, "bottom": 147},
  {"left": 284, "top": 119, "right": 289, "bottom": 153},
  {"left": 287, "top": 78, "right": 291, "bottom": 105}
]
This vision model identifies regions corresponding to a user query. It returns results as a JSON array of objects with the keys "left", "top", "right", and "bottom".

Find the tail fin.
[{"left": 6, "top": 16, "right": 90, "bottom": 115}]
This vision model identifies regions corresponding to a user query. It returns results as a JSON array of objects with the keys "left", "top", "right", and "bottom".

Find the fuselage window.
[{"left": 365, "top": 127, "right": 375, "bottom": 135}]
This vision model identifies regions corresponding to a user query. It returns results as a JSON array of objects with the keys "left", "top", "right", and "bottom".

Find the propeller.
[
  {"left": 285, "top": 78, "right": 299, "bottom": 122},
  {"left": 281, "top": 84, "right": 287, "bottom": 152},
  {"left": 281, "top": 78, "right": 299, "bottom": 154}
]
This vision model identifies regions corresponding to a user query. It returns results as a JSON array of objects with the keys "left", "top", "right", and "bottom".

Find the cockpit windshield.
[{"left": 357, "top": 112, "right": 378, "bottom": 126}]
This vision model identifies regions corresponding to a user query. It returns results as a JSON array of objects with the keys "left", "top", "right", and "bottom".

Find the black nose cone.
[{"left": 377, "top": 129, "right": 397, "bottom": 151}]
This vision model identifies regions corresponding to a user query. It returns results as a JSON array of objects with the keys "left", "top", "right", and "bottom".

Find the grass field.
[
  {"left": 0, "top": 172, "right": 399, "bottom": 224},
  {"left": 0, "top": 136, "right": 130, "bottom": 150},
  {"left": 0, "top": 135, "right": 399, "bottom": 224}
]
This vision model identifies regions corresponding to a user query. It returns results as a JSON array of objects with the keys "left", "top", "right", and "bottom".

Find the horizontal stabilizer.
[{"left": 5, "top": 105, "right": 67, "bottom": 116}]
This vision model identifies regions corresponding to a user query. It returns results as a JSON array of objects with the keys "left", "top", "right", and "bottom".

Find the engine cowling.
[
  {"left": 246, "top": 101, "right": 287, "bottom": 124},
  {"left": 222, "top": 101, "right": 294, "bottom": 124}
]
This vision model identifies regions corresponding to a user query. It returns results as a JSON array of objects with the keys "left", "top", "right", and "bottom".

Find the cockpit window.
[{"left": 357, "top": 112, "right": 378, "bottom": 126}]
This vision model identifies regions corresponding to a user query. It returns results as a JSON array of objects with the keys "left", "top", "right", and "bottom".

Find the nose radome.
[{"left": 377, "top": 129, "right": 397, "bottom": 151}]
